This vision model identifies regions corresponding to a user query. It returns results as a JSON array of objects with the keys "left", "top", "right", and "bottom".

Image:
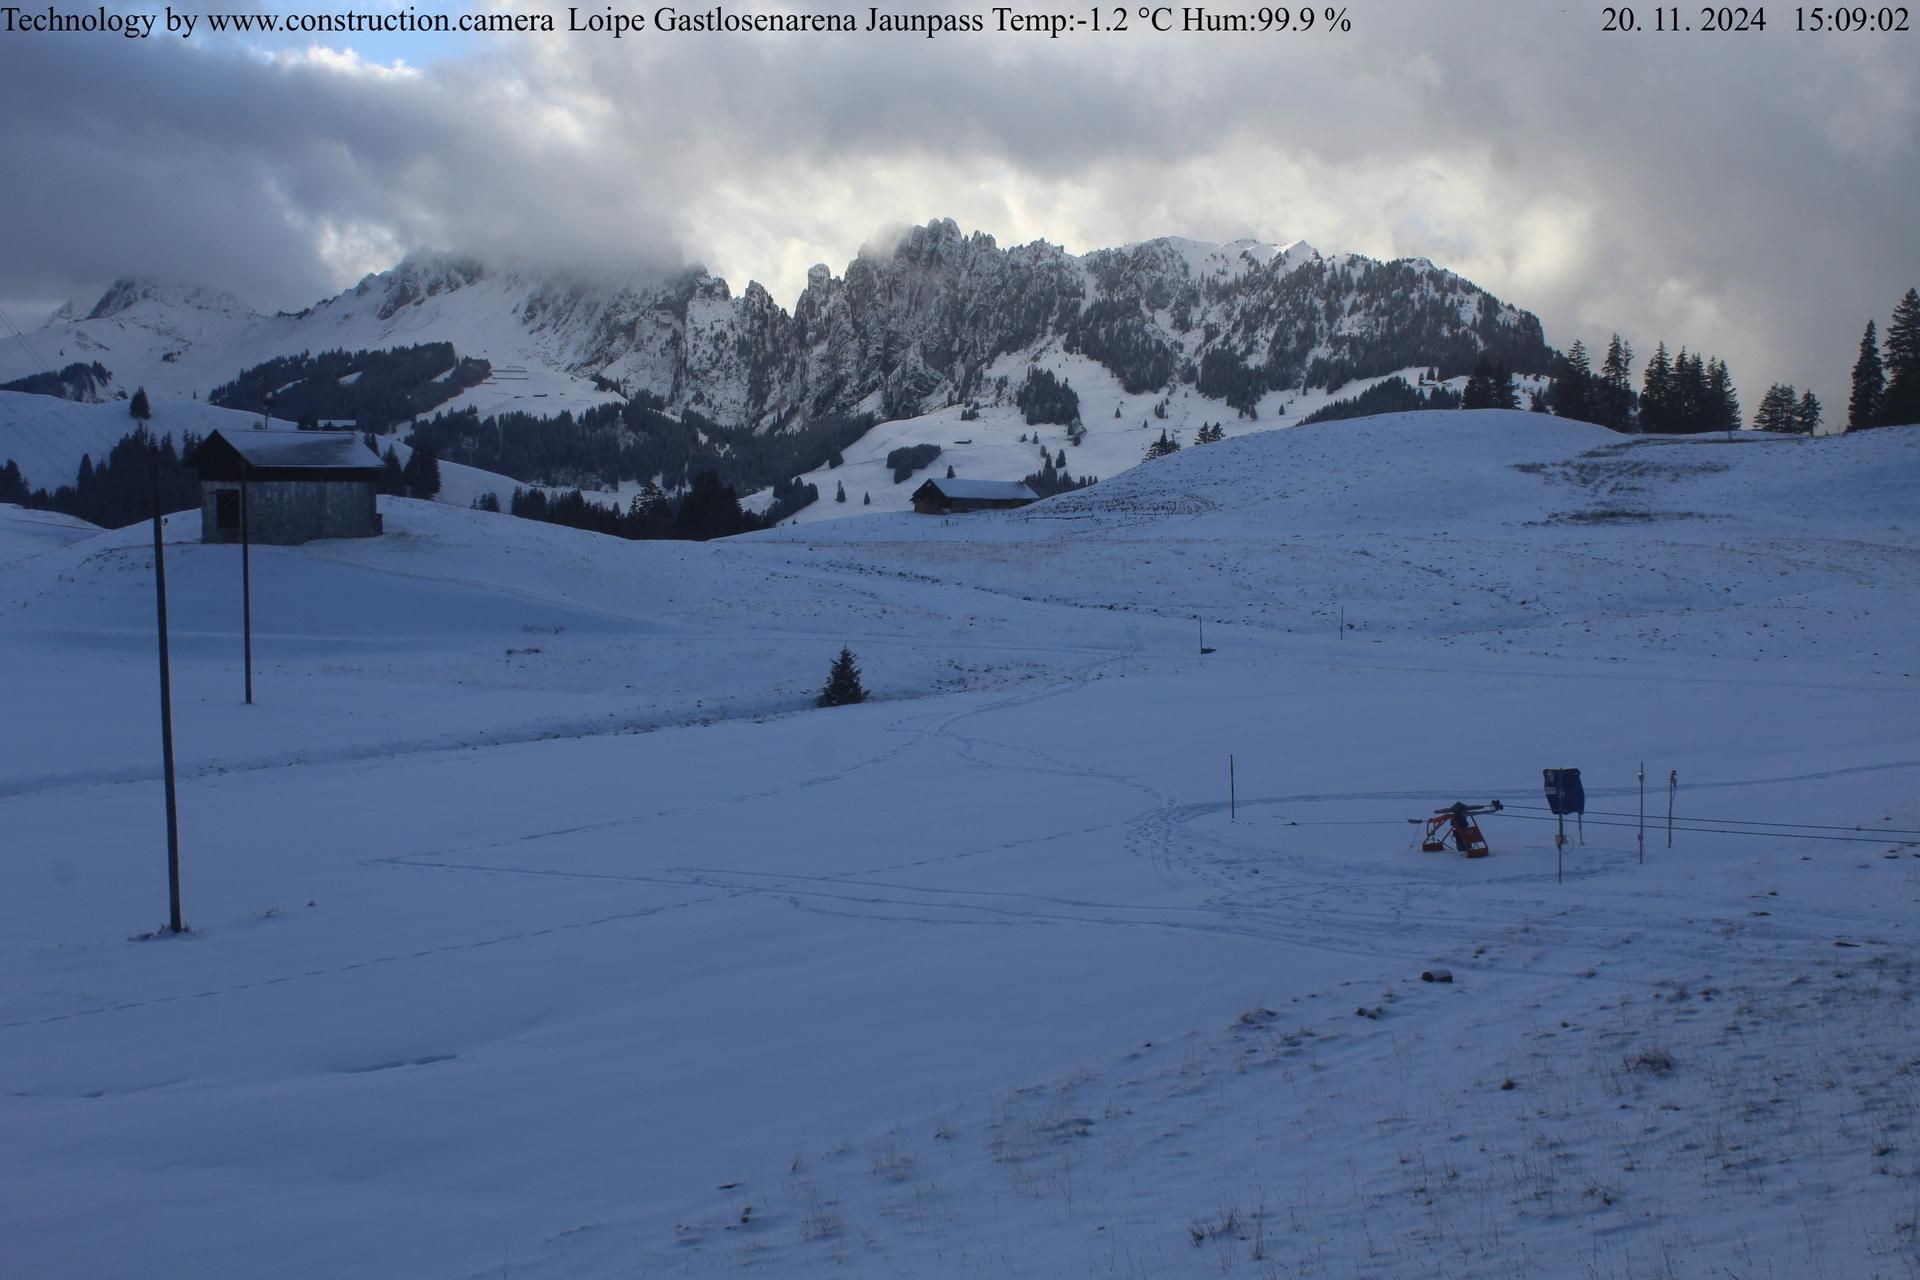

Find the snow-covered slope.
[
  {"left": 0, "top": 503, "right": 98, "bottom": 567},
  {"left": 756, "top": 359, "right": 1482, "bottom": 526},
  {"left": 0, "top": 390, "right": 263, "bottom": 489},
  {"left": 0, "top": 389, "right": 529, "bottom": 512},
  {"left": 773, "top": 412, "right": 1920, "bottom": 664},
  {"left": 2, "top": 412, "right": 1915, "bottom": 1280}
]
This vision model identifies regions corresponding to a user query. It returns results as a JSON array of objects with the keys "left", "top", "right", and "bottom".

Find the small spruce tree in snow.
[
  {"left": 835, "top": 480, "right": 846, "bottom": 503},
  {"left": 946, "top": 464, "right": 956, "bottom": 478},
  {"left": 1144, "top": 429, "right": 1181, "bottom": 461},
  {"left": 817, "top": 647, "right": 867, "bottom": 707},
  {"left": 129, "top": 387, "right": 151, "bottom": 421},
  {"left": 862, "top": 492, "right": 870, "bottom": 505}
]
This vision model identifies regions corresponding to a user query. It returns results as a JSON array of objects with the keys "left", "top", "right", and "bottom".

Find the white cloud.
[{"left": 3, "top": 0, "right": 1915, "bottom": 412}]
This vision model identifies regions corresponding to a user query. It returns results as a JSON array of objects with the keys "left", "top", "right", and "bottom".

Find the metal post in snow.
[
  {"left": 1229, "top": 754, "right": 1236, "bottom": 821},
  {"left": 1637, "top": 762, "right": 1645, "bottom": 865}
]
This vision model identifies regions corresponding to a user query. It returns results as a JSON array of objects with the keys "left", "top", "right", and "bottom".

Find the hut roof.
[
  {"left": 187, "top": 427, "right": 380, "bottom": 473},
  {"left": 917, "top": 478, "right": 1039, "bottom": 502}
]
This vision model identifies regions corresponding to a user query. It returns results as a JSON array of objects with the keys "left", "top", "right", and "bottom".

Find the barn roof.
[
  {"left": 917, "top": 478, "right": 1039, "bottom": 501},
  {"left": 188, "top": 427, "right": 381, "bottom": 472}
]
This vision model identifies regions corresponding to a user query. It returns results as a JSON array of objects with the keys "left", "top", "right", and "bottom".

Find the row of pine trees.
[
  {"left": 1849, "top": 289, "right": 1920, "bottom": 430},
  {"left": 1534, "top": 287, "right": 1918, "bottom": 435}
]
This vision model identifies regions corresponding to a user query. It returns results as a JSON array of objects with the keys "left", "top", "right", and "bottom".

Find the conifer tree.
[
  {"left": 1599, "top": 334, "right": 1635, "bottom": 430},
  {"left": 835, "top": 480, "right": 847, "bottom": 503},
  {"left": 1753, "top": 384, "right": 1799, "bottom": 434},
  {"left": 1640, "top": 343, "right": 1673, "bottom": 434},
  {"left": 129, "top": 387, "right": 151, "bottom": 421},
  {"left": 1461, "top": 356, "right": 1501, "bottom": 410},
  {"left": 1883, "top": 288, "right": 1920, "bottom": 425},
  {"left": 1849, "top": 321, "right": 1886, "bottom": 430},
  {"left": 817, "top": 647, "right": 867, "bottom": 707},
  {"left": 380, "top": 446, "right": 406, "bottom": 496},
  {"left": 1549, "top": 340, "right": 1594, "bottom": 423},
  {"left": 1793, "top": 390, "right": 1822, "bottom": 435},
  {"left": 416, "top": 446, "right": 442, "bottom": 499},
  {"left": 863, "top": 492, "right": 870, "bottom": 505},
  {"left": 1143, "top": 429, "right": 1181, "bottom": 461},
  {"left": 1673, "top": 351, "right": 1712, "bottom": 432},
  {"left": 402, "top": 445, "right": 442, "bottom": 499},
  {"left": 1707, "top": 358, "right": 1741, "bottom": 434}
]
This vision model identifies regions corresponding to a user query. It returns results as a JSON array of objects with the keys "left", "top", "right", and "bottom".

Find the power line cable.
[
  {"left": 1497, "top": 810, "right": 1917, "bottom": 845},
  {"left": 0, "top": 302, "right": 52, "bottom": 372},
  {"left": 1503, "top": 802, "right": 1920, "bottom": 836}
]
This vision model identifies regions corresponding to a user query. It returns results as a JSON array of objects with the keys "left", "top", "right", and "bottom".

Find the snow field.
[{"left": 0, "top": 410, "right": 1916, "bottom": 1279}]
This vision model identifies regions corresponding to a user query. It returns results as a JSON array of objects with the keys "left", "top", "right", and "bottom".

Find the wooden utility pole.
[
  {"left": 149, "top": 448, "right": 183, "bottom": 933},
  {"left": 241, "top": 464, "right": 253, "bottom": 705}
]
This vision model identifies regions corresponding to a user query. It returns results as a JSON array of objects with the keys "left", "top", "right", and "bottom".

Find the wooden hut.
[{"left": 185, "top": 428, "right": 383, "bottom": 545}]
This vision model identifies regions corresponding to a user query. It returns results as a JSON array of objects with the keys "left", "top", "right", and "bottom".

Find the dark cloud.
[{"left": 3, "top": 2, "right": 1914, "bottom": 411}]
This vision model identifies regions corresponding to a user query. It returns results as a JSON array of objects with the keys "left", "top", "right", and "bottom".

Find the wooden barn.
[
  {"left": 185, "top": 428, "right": 384, "bottom": 545},
  {"left": 910, "top": 477, "right": 1040, "bottom": 515}
]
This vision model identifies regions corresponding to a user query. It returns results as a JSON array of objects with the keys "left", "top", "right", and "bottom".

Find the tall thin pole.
[
  {"left": 149, "top": 449, "right": 183, "bottom": 933},
  {"left": 1229, "top": 754, "right": 1236, "bottom": 821},
  {"left": 241, "top": 467, "right": 253, "bottom": 705},
  {"left": 245, "top": 394, "right": 272, "bottom": 704},
  {"left": 1637, "top": 762, "right": 1645, "bottom": 865},
  {"left": 1667, "top": 770, "right": 1677, "bottom": 849}
]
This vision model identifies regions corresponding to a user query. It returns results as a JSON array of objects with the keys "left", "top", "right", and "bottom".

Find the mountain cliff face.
[
  {"left": 6, "top": 220, "right": 1553, "bottom": 433},
  {"left": 486, "top": 217, "right": 1552, "bottom": 430}
]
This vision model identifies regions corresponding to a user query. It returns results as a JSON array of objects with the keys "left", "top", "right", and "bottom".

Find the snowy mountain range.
[{"left": 1, "top": 220, "right": 1553, "bottom": 437}]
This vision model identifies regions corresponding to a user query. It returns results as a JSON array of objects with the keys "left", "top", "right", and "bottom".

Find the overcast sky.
[{"left": 3, "top": 1, "right": 1915, "bottom": 411}]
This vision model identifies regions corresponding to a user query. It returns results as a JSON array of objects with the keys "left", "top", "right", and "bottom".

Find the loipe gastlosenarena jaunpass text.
[{"left": 567, "top": 6, "right": 992, "bottom": 36}]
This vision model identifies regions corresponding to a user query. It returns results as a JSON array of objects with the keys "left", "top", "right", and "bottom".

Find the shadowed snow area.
[{"left": 2, "top": 410, "right": 1917, "bottom": 1279}]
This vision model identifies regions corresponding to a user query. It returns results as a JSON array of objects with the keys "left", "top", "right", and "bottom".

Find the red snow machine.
[{"left": 1412, "top": 800, "right": 1502, "bottom": 857}]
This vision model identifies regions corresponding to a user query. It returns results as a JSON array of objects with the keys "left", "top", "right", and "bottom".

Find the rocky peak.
[{"left": 85, "top": 278, "right": 254, "bottom": 321}]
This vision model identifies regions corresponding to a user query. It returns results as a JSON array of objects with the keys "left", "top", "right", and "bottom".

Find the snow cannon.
[{"left": 1411, "top": 800, "right": 1502, "bottom": 857}]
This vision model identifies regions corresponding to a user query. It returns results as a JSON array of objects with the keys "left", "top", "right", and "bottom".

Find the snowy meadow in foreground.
[{"left": 2, "top": 410, "right": 1917, "bottom": 1279}]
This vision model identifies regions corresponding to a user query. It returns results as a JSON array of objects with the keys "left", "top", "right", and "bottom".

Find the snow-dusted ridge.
[{"left": 3, "top": 221, "right": 1551, "bottom": 444}]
